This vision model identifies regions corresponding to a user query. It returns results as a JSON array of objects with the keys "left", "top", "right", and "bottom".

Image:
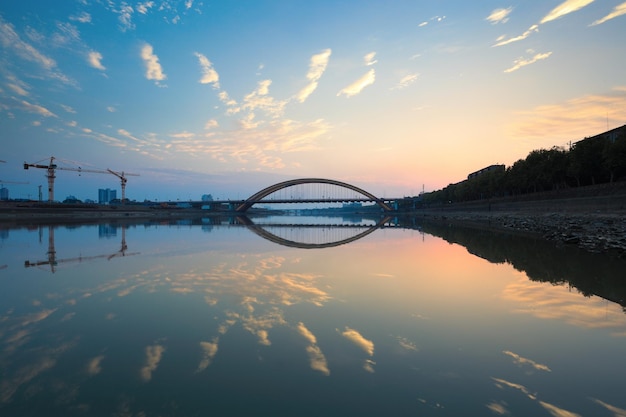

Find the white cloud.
[
  {"left": 242, "top": 79, "right": 287, "bottom": 118},
  {"left": 53, "top": 22, "right": 81, "bottom": 46},
  {"left": 486, "top": 7, "right": 513, "bottom": 24},
  {"left": 493, "top": 24, "right": 539, "bottom": 47},
  {"left": 296, "top": 49, "right": 331, "bottom": 103},
  {"left": 185, "top": 0, "right": 194, "bottom": 10},
  {"left": 20, "top": 100, "right": 56, "bottom": 117},
  {"left": 337, "top": 69, "right": 375, "bottom": 98},
  {"left": 419, "top": 15, "right": 447, "bottom": 28},
  {"left": 140, "top": 344, "right": 166, "bottom": 381},
  {"left": 61, "top": 104, "right": 76, "bottom": 113},
  {"left": 169, "top": 131, "right": 195, "bottom": 139},
  {"left": 70, "top": 12, "right": 92, "bottom": 23},
  {"left": 194, "top": 52, "right": 219, "bottom": 87},
  {"left": 204, "top": 119, "right": 218, "bottom": 129},
  {"left": 86, "top": 355, "right": 105, "bottom": 375},
  {"left": 503, "top": 350, "right": 551, "bottom": 372},
  {"left": 538, "top": 401, "right": 582, "bottom": 417},
  {"left": 137, "top": 1, "right": 155, "bottom": 14},
  {"left": 591, "top": 398, "right": 626, "bottom": 417},
  {"left": 364, "top": 51, "right": 377, "bottom": 66},
  {"left": 297, "top": 322, "right": 330, "bottom": 375},
  {"left": 504, "top": 51, "right": 552, "bottom": 73},
  {"left": 590, "top": 2, "right": 626, "bottom": 26},
  {"left": 117, "top": 4, "right": 134, "bottom": 31},
  {"left": 392, "top": 73, "right": 419, "bottom": 90},
  {"left": 140, "top": 43, "right": 167, "bottom": 85},
  {"left": 340, "top": 327, "right": 374, "bottom": 356},
  {"left": 540, "top": 0, "right": 595, "bottom": 24},
  {"left": 494, "top": 0, "right": 594, "bottom": 47},
  {"left": 7, "top": 82, "right": 29, "bottom": 96},
  {"left": 88, "top": 51, "right": 106, "bottom": 70},
  {"left": 196, "top": 340, "right": 218, "bottom": 372},
  {"left": 0, "top": 16, "right": 56, "bottom": 70}
]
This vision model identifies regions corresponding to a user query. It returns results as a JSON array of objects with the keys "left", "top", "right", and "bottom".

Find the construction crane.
[
  {"left": 106, "top": 169, "right": 138, "bottom": 202},
  {"left": 24, "top": 226, "right": 138, "bottom": 273},
  {"left": 23, "top": 156, "right": 139, "bottom": 203}
]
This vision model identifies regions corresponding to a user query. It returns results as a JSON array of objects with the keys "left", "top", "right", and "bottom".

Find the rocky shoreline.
[{"left": 418, "top": 210, "right": 626, "bottom": 257}]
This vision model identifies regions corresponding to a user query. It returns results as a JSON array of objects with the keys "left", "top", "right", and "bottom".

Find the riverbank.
[
  {"left": 415, "top": 182, "right": 626, "bottom": 256},
  {"left": 0, "top": 201, "right": 215, "bottom": 227}
]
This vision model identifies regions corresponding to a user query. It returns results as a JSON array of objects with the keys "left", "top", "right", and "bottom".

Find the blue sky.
[{"left": 1, "top": 0, "right": 625, "bottom": 201}]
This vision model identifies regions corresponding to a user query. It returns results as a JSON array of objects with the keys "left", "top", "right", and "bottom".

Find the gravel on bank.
[{"left": 418, "top": 210, "right": 626, "bottom": 256}]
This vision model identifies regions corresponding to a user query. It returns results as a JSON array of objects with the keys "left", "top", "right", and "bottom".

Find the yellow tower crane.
[{"left": 23, "top": 156, "right": 139, "bottom": 203}]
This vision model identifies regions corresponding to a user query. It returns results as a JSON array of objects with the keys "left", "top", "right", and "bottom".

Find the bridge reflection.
[{"left": 236, "top": 215, "right": 394, "bottom": 249}]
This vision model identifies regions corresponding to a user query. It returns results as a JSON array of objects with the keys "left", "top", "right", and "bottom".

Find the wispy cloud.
[
  {"left": 242, "top": 79, "right": 287, "bottom": 118},
  {"left": 418, "top": 15, "right": 447, "bottom": 27},
  {"left": 364, "top": 51, "right": 377, "bottom": 66},
  {"left": 493, "top": 377, "right": 583, "bottom": 417},
  {"left": 70, "top": 12, "right": 92, "bottom": 23},
  {"left": 502, "top": 272, "right": 626, "bottom": 332},
  {"left": 20, "top": 99, "right": 57, "bottom": 117},
  {"left": 137, "top": 1, "right": 155, "bottom": 15},
  {"left": 297, "top": 322, "right": 330, "bottom": 375},
  {"left": 486, "top": 7, "right": 513, "bottom": 24},
  {"left": 538, "top": 401, "right": 582, "bottom": 417},
  {"left": 338, "top": 69, "right": 375, "bottom": 98},
  {"left": 590, "top": 2, "right": 626, "bottom": 26},
  {"left": 204, "top": 119, "right": 218, "bottom": 129},
  {"left": 6, "top": 77, "right": 29, "bottom": 96},
  {"left": 540, "top": 0, "right": 595, "bottom": 24},
  {"left": 504, "top": 50, "right": 552, "bottom": 73},
  {"left": 492, "top": 377, "right": 537, "bottom": 400},
  {"left": 296, "top": 49, "right": 331, "bottom": 103},
  {"left": 341, "top": 327, "right": 374, "bottom": 355},
  {"left": 194, "top": 52, "right": 220, "bottom": 87},
  {"left": 591, "top": 398, "right": 626, "bottom": 417},
  {"left": 340, "top": 326, "right": 375, "bottom": 372},
  {"left": 503, "top": 350, "right": 551, "bottom": 372},
  {"left": 140, "top": 43, "right": 167, "bottom": 86},
  {"left": 494, "top": 25, "right": 539, "bottom": 47},
  {"left": 61, "top": 104, "right": 76, "bottom": 113},
  {"left": 86, "top": 355, "right": 105, "bottom": 375},
  {"left": 510, "top": 86, "right": 626, "bottom": 142},
  {"left": 494, "top": 0, "right": 594, "bottom": 46},
  {"left": 116, "top": 4, "right": 135, "bottom": 31},
  {"left": 392, "top": 73, "right": 419, "bottom": 90},
  {"left": 88, "top": 51, "right": 106, "bottom": 70},
  {"left": 140, "top": 343, "right": 166, "bottom": 381},
  {"left": 196, "top": 340, "right": 218, "bottom": 372},
  {"left": 0, "top": 16, "right": 56, "bottom": 70}
]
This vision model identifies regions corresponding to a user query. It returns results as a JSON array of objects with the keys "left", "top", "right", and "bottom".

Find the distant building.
[
  {"left": 0, "top": 187, "right": 8, "bottom": 201},
  {"left": 98, "top": 188, "right": 117, "bottom": 204},
  {"left": 63, "top": 195, "right": 82, "bottom": 204},
  {"left": 467, "top": 164, "right": 505, "bottom": 180},
  {"left": 201, "top": 194, "right": 214, "bottom": 201},
  {"left": 575, "top": 123, "right": 626, "bottom": 146}
]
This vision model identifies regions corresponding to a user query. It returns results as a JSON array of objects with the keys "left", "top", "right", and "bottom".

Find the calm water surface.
[{"left": 1, "top": 216, "right": 625, "bottom": 417}]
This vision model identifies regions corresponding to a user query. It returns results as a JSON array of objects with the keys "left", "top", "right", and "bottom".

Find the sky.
[{"left": 1, "top": 0, "right": 626, "bottom": 202}]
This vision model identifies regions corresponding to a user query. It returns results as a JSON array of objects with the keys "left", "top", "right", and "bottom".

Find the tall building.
[
  {"left": 98, "top": 188, "right": 117, "bottom": 204},
  {"left": 0, "top": 187, "right": 8, "bottom": 201}
]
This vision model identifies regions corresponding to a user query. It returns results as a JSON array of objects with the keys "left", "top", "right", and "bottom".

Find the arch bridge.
[{"left": 234, "top": 178, "right": 393, "bottom": 212}]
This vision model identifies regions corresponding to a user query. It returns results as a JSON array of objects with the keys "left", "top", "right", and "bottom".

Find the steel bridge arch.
[
  {"left": 234, "top": 178, "right": 393, "bottom": 212},
  {"left": 236, "top": 216, "right": 391, "bottom": 249}
]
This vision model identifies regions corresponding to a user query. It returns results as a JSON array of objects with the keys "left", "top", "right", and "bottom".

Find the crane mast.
[{"left": 23, "top": 156, "right": 139, "bottom": 203}]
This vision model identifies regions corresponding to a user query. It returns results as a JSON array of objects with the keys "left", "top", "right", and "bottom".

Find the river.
[{"left": 1, "top": 215, "right": 625, "bottom": 417}]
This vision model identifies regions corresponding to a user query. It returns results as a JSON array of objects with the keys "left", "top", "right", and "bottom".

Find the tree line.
[{"left": 421, "top": 128, "right": 626, "bottom": 205}]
